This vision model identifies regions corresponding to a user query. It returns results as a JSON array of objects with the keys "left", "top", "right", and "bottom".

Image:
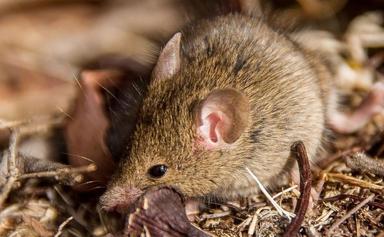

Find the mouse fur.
[{"left": 100, "top": 13, "right": 335, "bottom": 210}]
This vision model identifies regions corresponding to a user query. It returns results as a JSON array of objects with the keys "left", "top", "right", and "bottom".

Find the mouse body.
[{"left": 100, "top": 13, "right": 336, "bottom": 211}]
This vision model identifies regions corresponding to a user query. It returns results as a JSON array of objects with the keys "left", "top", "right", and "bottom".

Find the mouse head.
[{"left": 100, "top": 32, "right": 250, "bottom": 212}]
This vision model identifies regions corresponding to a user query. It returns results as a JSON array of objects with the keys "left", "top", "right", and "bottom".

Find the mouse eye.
[{"left": 148, "top": 164, "right": 168, "bottom": 179}]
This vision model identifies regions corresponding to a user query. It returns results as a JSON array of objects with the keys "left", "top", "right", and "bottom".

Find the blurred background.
[{"left": 0, "top": 0, "right": 383, "bottom": 124}]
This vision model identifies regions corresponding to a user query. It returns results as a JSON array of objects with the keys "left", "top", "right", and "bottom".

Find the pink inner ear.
[
  {"left": 198, "top": 111, "right": 227, "bottom": 149},
  {"left": 196, "top": 89, "right": 249, "bottom": 149},
  {"left": 207, "top": 112, "right": 220, "bottom": 143}
]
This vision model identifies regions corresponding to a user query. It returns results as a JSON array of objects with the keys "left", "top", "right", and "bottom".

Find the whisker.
[
  {"left": 84, "top": 186, "right": 106, "bottom": 191},
  {"left": 94, "top": 80, "right": 119, "bottom": 101},
  {"left": 72, "top": 72, "right": 83, "bottom": 91},
  {"left": 56, "top": 106, "right": 73, "bottom": 120},
  {"left": 79, "top": 180, "right": 106, "bottom": 186},
  {"left": 62, "top": 153, "right": 96, "bottom": 163}
]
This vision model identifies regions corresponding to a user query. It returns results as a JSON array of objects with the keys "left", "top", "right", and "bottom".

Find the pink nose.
[{"left": 100, "top": 186, "right": 143, "bottom": 213}]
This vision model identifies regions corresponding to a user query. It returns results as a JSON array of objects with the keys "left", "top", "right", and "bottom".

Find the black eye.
[{"left": 148, "top": 165, "right": 168, "bottom": 178}]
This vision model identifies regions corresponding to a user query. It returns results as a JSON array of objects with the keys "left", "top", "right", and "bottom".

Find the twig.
[
  {"left": 54, "top": 216, "right": 73, "bottom": 237},
  {"left": 356, "top": 215, "right": 360, "bottom": 237},
  {"left": 7, "top": 130, "right": 20, "bottom": 176},
  {"left": 0, "top": 125, "right": 96, "bottom": 208},
  {"left": 1, "top": 161, "right": 95, "bottom": 207},
  {"left": 200, "top": 211, "right": 231, "bottom": 220},
  {"left": 283, "top": 141, "right": 312, "bottom": 237},
  {"left": 0, "top": 176, "right": 17, "bottom": 208},
  {"left": 0, "top": 130, "right": 21, "bottom": 208},
  {"left": 345, "top": 152, "right": 384, "bottom": 177},
  {"left": 246, "top": 167, "right": 295, "bottom": 220},
  {"left": 272, "top": 185, "right": 298, "bottom": 199},
  {"left": 325, "top": 172, "right": 384, "bottom": 190},
  {"left": 322, "top": 194, "right": 384, "bottom": 210},
  {"left": 237, "top": 216, "right": 252, "bottom": 232},
  {"left": 247, "top": 212, "right": 258, "bottom": 236},
  {"left": 326, "top": 194, "right": 375, "bottom": 236},
  {"left": 18, "top": 164, "right": 96, "bottom": 181}
]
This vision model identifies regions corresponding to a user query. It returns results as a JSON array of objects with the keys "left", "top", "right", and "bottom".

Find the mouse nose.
[{"left": 99, "top": 186, "right": 143, "bottom": 213}]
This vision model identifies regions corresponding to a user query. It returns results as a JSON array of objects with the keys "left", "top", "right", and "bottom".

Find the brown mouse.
[{"left": 99, "top": 12, "right": 339, "bottom": 212}]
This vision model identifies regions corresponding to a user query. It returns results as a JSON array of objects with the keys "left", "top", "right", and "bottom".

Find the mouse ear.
[
  {"left": 196, "top": 89, "right": 249, "bottom": 149},
  {"left": 152, "top": 32, "right": 181, "bottom": 82}
]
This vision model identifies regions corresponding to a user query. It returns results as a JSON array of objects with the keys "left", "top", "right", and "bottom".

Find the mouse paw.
[
  {"left": 329, "top": 82, "right": 384, "bottom": 134},
  {"left": 306, "top": 187, "right": 321, "bottom": 212},
  {"left": 185, "top": 199, "right": 205, "bottom": 222},
  {"left": 290, "top": 171, "right": 320, "bottom": 212}
]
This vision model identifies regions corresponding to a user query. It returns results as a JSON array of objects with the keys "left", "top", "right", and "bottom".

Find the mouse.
[
  {"left": 99, "top": 12, "right": 384, "bottom": 212},
  {"left": 99, "top": 12, "right": 335, "bottom": 212}
]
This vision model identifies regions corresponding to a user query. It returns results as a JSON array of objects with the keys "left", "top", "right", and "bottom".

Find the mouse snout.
[{"left": 99, "top": 185, "right": 143, "bottom": 213}]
